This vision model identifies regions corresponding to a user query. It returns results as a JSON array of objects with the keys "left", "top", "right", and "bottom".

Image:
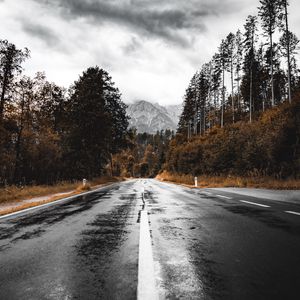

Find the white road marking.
[
  {"left": 240, "top": 200, "right": 270, "bottom": 208},
  {"left": 216, "top": 195, "right": 232, "bottom": 199},
  {"left": 138, "top": 210, "right": 158, "bottom": 300},
  {"left": 285, "top": 211, "right": 300, "bottom": 216}
]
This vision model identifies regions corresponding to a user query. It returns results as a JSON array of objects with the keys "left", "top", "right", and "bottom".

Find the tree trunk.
[
  {"left": 270, "top": 33, "right": 275, "bottom": 106},
  {"left": 0, "top": 69, "right": 9, "bottom": 120},
  {"left": 221, "top": 68, "right": 225, "bottom": 128},
  {"left": 284, "top": 2, "right": 292, "bottom": 103},
  {"left": 231, "top": 58, "right": 235, "bottom": 123},
  {"left": 13, "top": 93, "right": 26, "bottom": 182},
  {"left": 250, "top": 48, "right": 253, "bottom": 123},
  {"left": 237, "top": 68, "right": 240, "bottom": 110}
]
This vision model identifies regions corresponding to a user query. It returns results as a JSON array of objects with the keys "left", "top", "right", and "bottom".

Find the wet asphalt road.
[{"left": 0, "top": 179, "right": 300, "bottom": 300}]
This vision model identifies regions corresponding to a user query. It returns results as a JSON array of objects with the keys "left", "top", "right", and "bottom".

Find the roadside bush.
[{"left": 165, "top": 98, "right": 300, "bottom": 179}]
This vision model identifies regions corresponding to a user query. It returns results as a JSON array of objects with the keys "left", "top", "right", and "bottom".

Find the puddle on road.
[
  {"left": 73, "top": 191, "right": 139, "bottom": 299},
  {"left": 0, "top": 190, "right": 115, "bottom": 245}
]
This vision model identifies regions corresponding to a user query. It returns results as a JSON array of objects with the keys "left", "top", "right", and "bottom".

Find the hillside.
[{"left": 164, "top": 98, "right": 300, "bottom": 181}]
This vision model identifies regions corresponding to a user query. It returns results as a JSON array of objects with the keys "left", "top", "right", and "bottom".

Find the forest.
[
  {"left": 0, "top": 42, "right": 129, "bottom": 186},
  {"left": 164, "top": 0, "right": 300, "bottom": 181},
  {"left": 0, "top": 0, "right": 299, "bottom": 189}
]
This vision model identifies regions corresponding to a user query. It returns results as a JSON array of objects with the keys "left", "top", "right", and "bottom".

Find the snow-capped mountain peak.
[{"left": 126, "top": 100, "right": 182, "bottom": 134}]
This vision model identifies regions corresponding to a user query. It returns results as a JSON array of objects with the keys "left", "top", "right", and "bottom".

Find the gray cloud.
[
  {"left": 31, "top": 0, "right": 225, "bottom": 47},
  {"left": 122, "top": 37, "right": 142, "bottom": 55},
  {"left": 22, "top": 21, "right": 59, "bottom": 47}
]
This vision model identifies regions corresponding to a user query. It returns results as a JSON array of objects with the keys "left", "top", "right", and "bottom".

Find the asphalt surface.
[{"left": 0, "top": 179, "right": 300, "bottom": 299}]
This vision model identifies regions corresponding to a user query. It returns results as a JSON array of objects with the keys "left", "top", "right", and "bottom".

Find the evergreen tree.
[
  {"left": 259, "top": 0, "right": 282, "bottom": 107},
  {"left": 211, "top": 54, "right": 222, "bottom": 126},
  {"left": 225, "top": 33, "right": 236, "bottom": 123},
  {"left": 0, "top": 40, "right": 29, "bottom": 120},
  {"left": 66, "top": 67, "right": 128, "bottom": 179},
  {"left": 178, "top": 74, "right": 198, "bottom": 136},
  {"left": 278, "top": 0, "right": 292, "bottom": 103},
  {"left": 243, "top": 15, "right": 258, "bottom": 122},
  {"left": 218, "top": 39, "right": 229, "bottom": 127},
  {"left": 234, "top": 30, "right": 243, "bottom": 110},
  {"left": 279, "top": 30, "right": 299, "bottom": 96}
]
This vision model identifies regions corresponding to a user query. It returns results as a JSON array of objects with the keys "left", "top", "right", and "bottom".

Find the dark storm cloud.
[
  {"left": 22, "top": 21, "right": 59, "bottom": 47},
  {"left": 31, "top": 0, "right": 229, "bottom": 47}
]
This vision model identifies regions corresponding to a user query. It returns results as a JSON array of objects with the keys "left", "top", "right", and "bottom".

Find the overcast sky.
[{"left": 1, "top": 0, "right": 300, "bottom": 105}]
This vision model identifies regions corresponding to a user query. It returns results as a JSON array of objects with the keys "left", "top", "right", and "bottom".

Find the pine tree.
[
  {"left": 178, "top": 74, "right": 198, "bottom": 136},
  {"left": 0, "top": 40, "right": 29, "bottom": 120},
  {"left": 244, "top": 15, "right": 257, "bottom": 122},
  {"left": 258, "top": 0, "right": 281, "bottom": 107},
  {"left": 196, "top": 66, "right": 210, "bottom": 135},
  {"left": 279, "top": 30, "right": 299, "bottom": 97},
  {"left": 225, "top": 33, "right": 236, "bottom": 123},
  {"left": 66, "top": 67, "right": 128, "bottom": 179},
  {"left": 278, "top": 0, "right": 292, "bottom": 103},
  {"left": 234, "top": 30, "right": 243, "bottom": 110},
  {"left": 211, "top": 54, "right": 222, "bottom": 126},
  {"left": 218, "top": 39, "right": 228, "bottom": 127}
]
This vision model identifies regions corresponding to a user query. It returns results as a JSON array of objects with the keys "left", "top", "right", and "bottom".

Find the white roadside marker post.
[
  {"left": 194, "top": 176, "right": 198, "bottom": 187},
  {"left": 83, "top": 178, "right": 87, "bottom": 188}
]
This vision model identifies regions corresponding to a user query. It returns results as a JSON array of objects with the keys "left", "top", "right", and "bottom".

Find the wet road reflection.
[
  {"left": 0, "top": 179, "right": 299, "bottom": 299},
  {"left": 0, "top": 181, "right": 141, "bottom": 300}
]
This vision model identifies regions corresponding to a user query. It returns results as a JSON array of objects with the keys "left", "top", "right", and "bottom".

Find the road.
[{"left": 0, "top": 179, "right": 299, "bottom": 299}]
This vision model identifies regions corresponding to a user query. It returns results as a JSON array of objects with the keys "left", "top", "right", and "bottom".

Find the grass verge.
[
  {"left": 156, "top": 171, "right": 300, "bottom": 190},
  {"left": 0, "top": 176, "right": 122, "bottom": 216}
]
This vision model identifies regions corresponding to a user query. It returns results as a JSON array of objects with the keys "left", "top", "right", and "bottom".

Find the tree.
[
  {"left": 279, "top": 30, "right": 299, "bottom": 98},
  {"left": 66, "top": 67, "right": 128, "bottom": 179},
  {"left": 196, "top": 65, "right": 210, "bottom": 134},
  {"left": 244, "top": 15, "right": 258, "bottom": 122},
  {"left": 219, "top": 39, "right": 228, "bottom": 127},
  {"left": 0, "top": 40, "right": 29, "bottom": 120},
  {"left": 264, "top": 43, "right": 286, "bottom": 104},
  {"left": 211, "top": 54, "right": 222, "bottom": 126},
  {"left": 234, "top": 30, "right": 243, "bottom": 110},
  {"left": 259, "top": 0, "right": 281, "bottom": 107},
  {"left": 178, "top": 74, "right": 198, "bottom": 135},
  {"left": 278, "top": 0, "right": 292, "bottom": 103},
  {"left": 225, "top": 33, "right": 236, "bottom": 123}
]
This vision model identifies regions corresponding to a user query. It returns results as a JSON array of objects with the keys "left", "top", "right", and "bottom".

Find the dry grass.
[
  {"left": 157, "top": 171, "right": 300, "bottom": 190},
  {"left": 0, "top": 176, "right": 122, "bottom": 216},
  {"left": 0, "top": 181, "right": 80, "bottom": 205},
  {"left": 0, "top": 192, "right": 79, "bottom": 216}
]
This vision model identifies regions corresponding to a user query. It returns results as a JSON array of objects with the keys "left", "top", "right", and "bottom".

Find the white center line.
[
  {"left": 137, "top": 210, "right": 158, "bottom": 300},
  {"left": 285, "top": 211, "right": 300, "bottom": 216},
  {"left": 240, "top": 200, "right": 270, "bottom": 208},
  {"left": 217, "top": 195, "right": 232, "bottom": 199}
]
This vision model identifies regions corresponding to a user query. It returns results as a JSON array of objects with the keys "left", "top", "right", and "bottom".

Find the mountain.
[{"left": 126, "top": 100, "right": 182, "bottom": 134}]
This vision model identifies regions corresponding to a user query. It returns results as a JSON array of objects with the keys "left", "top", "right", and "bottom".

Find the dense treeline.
[
  {"left": 166, "top": 98, "right": 300, "bottom": 178},
  {"left": 0, "top": 40, "right": 128, "bottom": 186},
  {"left": 178, "top": 0, "right": 299, "bottom": 135},
  {"left": 112, "top": 130, "right": 173, "bottom": 178},
  {"left": 166, "top": 0, "right": 300, "bottom": 180}
]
